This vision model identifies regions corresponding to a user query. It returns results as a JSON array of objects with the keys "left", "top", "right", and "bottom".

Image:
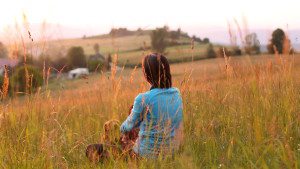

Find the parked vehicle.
[{"left": 68, "top": 68, "right": 89, "bottom": 79}]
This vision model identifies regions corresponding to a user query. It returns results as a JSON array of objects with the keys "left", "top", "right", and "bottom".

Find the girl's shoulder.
[
  {"left": 133, "top": 87, "right": 182, "bottom": 106},
  {"left": 135, "top": 87, "right": 181, "bottom": 100},
  {"left": 145, "top": 87, "right": 181, "bottom": 98}
]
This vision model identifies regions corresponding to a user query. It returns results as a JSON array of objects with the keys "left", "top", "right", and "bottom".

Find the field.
[
  {"left": 41, "top": 33, "right": 210, "bottom": 66},
  {"left": 0, "top": 53, "right": 299, "bottom": 168}
]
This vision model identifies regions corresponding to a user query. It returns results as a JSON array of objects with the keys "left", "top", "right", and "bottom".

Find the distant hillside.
[
  {"left": 84, "top": 28, "right": 153, "bottom": 39},
  {"left": 39, "top": 27, "right": 208, "bottom": 56},
  {"left": 18, "top": 27, "right": 213, "bottom": 67},
  {"left": 82, "top": 27, "right": 197, "bottom": 41}
]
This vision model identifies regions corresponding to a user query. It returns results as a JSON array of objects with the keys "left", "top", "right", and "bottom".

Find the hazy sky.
[{"left": 0, "top": 0, "right": 300, "bottom": 43}]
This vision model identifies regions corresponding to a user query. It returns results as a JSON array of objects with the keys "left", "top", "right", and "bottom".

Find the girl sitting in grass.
[
  {"left": 86, "top": 53, "right": 183, "bottom": 162},
  {"left": 120, "top": 53, "right": 184, "bottom": 158}
]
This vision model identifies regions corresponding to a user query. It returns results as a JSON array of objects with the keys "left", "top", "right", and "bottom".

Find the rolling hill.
[{"left": 36, "top": 28, "right": 211, "bottom": 67}]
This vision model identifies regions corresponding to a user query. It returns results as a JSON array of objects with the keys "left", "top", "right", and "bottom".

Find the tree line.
[{"left": 150, "top": 27, "right": 294, "bottom": 57}]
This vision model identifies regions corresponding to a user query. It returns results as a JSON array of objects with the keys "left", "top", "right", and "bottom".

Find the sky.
[{"left": 0, "top": 0, "right": 300, "bottom": 44}]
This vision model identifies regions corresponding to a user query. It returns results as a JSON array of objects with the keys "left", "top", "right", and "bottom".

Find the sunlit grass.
[{"left": 0, "top": 54, "right": 299, "bottom": 168}]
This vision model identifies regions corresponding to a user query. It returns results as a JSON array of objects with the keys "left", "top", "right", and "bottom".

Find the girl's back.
[{"left": 132, "top": 87, "right": 183, "bottom": 157}]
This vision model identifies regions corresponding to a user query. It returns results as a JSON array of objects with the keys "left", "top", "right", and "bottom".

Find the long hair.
[{"left": 142, "top": 53, "right": 172, "bottom": 89}]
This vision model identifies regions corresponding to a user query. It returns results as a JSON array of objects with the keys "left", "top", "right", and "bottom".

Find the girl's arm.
[{"left": 120, "top": 94, "right": 144, "bottom": 133}]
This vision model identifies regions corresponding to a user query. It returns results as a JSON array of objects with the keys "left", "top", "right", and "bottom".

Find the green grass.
[{"left": 0, "top": 55, "right": 299, "bottom": 168}]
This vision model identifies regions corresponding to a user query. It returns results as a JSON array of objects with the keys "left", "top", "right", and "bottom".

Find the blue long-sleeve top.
[{"left": 120, "top": 87, "right": 183, "bottom": 157}]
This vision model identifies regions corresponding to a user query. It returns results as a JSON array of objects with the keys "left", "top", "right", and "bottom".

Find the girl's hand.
[{"left": 121, "top": 134, "right": 128, "bottom": 143}]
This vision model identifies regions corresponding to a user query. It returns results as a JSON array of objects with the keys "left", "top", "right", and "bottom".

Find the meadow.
[
  {"left": 40, "top": 32, "right": 210, "bottom": 66},
  {"left": 0, "top": 51, "right": 299, "bottom": 168}
]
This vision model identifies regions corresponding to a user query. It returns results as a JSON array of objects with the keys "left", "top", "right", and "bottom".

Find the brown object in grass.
[
  {"left": 86, "top": 106, "right": 140, "bottom": 162},
  {"left": 85, "top": 144, "right": 109, "bottom": 163}
]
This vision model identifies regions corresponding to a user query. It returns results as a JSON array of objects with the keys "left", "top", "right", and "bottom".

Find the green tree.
[
  {"left": 67, "top": 46, "right": 87, "bottom": 69},
  {"left": 203, "top": 38, "right": 210, "bottom": 44},
  {"left": 0, "top": 42, "right": 8, "bottom": 58},
  {"left": 151, "top": 27, "right": 168, "bottom": 53},
  {"left": 267, "top": 28, "right": 290, "bottom": 54},
  {"left": 192, "top": 35, "right": 202, "bottom": 43}
]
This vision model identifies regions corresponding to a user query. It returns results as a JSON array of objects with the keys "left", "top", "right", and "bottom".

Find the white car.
[{"left": 68, "top": 68, "right": 89, "bottom": 79}]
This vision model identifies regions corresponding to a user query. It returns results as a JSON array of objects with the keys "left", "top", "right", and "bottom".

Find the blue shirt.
[{"left": 120, "top": 87, "right": 183, "bottom": 157}]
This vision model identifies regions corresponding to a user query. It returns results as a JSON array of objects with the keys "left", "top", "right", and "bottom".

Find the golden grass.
[{"left": 0, "top": 53, "right": 299, "bottom": 168}]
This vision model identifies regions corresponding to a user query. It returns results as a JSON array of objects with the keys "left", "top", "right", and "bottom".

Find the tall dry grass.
[{"left": 0, "top": 52, "right": 299, "bottom": 168}]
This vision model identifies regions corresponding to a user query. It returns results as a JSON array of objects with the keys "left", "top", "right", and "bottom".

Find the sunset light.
[{"left": 0, "top": 0, "right": 299, "bottom": 168}]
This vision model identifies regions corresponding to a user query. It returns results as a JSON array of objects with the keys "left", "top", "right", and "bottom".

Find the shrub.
[
  {"left": 231, "top": 46, "right": 242, "bottom": 56},
  {"left": 67, "top": 46, "right": 87, "bottom": 69},
  {"left": 151, "top": 27, "right": 168, "bottom": 53},
  {"left": 206, "top": 43, "right": 216, "bottom": 58},
  {"left": 11, "top": 66, "right": 43, "bottom": 94},
  {"left": 217, "top": 46, "right": 241, "bottom": 57},
  {"left": 217, "top": 47, "right": 231, "bottom": 57}
]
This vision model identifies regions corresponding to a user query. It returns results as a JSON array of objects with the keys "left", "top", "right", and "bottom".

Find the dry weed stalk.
[
  {"left": 223, "top": 47, "right": 234, "bottom": 78},
  {"left": 43, "top": 60, "right": 46, "bottom": 85},
  {"left": 233, "top": 18, "right": 245, "bottom": 47},
  {"left": 129, "top": 66, "right": 137, "bottom": 84},
  {"left": 111, "top": 54, "right": 118, "bottom": 82},
  {"left": 46, "top": 67, "right": 51, "bottom": 89},
  {"left": 180, "top": 68, "right": 193, "bottom": 95},
  {"left": 227, "top": 21, "right": 237, "bottom": 46},
  {"left": 94, "top": 63, "right": 101, "bottom": 73},
  {"left": 24, "top": 65, "right": 30, "bottom": 94},
  {"left": 1, "top": 65, "right": 9, "bottom": 100}
]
